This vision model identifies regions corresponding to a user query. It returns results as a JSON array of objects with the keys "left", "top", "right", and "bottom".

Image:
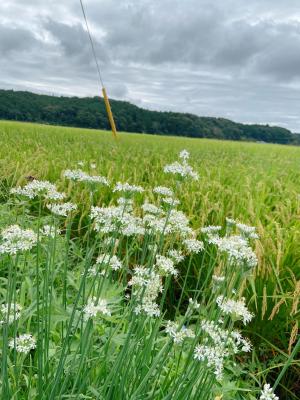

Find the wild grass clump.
[{"left": 1, "top": 148, "right": 298, "bottom": 399}]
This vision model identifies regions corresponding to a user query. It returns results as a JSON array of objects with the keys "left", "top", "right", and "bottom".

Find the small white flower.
[
  {"left": 193, "top": 344, "right": 225, "bottom": 380},
  {"left": 183, "top": 238, "right": 204, "bottom": 253},
  {"left": 165, "top": 321, "right": 195, "bottom": 344},
  {"left": 9, "top": 334, "right": 36, "bottom": 354},
  {"left": 117, "top": 197, "right": 133, "bottom": 209},
  {"left": 179, "top": 149, "right": 190, "bottom": 160},
  {"left": 201, "top": 226, "right": 222, "bottom": 234},
  {"left": 164, "top": 151, "right": 198, "bottom": 181},
  {"left": 0, "top": 303, "right": 22, "bottom": 325},
  {"left": 90, "top": 163, "right": 97, "bottom": 169},
  {"left": 47, "top": 202, "right": 77, "bottom": 217},
  {"left": 142, "top": 203, "right": 163, "bottom": 215},
  {"left": 164, "top": 161, "right": 199, "bottom": 181},
  {"left": 0, "top": 225, "right": 37, "bottom": 255},
  {"left": 259, "top": 384, "right": 279, "bottom": 400},
  {"left": 194, "top": 319, "right": 252, "bottom": 380},
  {"left": 216, "top": 296, "right": 254, "bottom": 325},
  {"left": 188, "top": 298, "right": 200, "bottom": 310},
  {"left": 11, "top": 180, "right": 65, "bottom": 200},
  {"left": 40, "top": 225, "right": 61, "bottom": 238},
  {"left": 156, "top": 255, "right": 178, "bottom": 276},
  {"left": 83, "top": 297, "right": 111, "bottom": 319},
  {"left": 236, "top": 223, "right": 259, "bottom": 239},
  {"left": 168, "top": 249, "right": 185, "bottom": 263},
  {"left": 162, "top": 197, "right": 180, "bottom": 206},
  {"left": 113, "top": 182, "right": 144, "bottom": 193},
  {"left": 153, "top": 186, "right": 174, "bottom": 197},
  {"left": 129, "top": 267, "right": 163, "bottom": 318},
  {"left": 96, "top": 254, "right": 122, "bottom": 271},
  {"left": 213, "top": 235, "right": 258, "bottom": 268},
  {"left": 134, "top": 301, "right": 160, "bottom": 317},
  {"left": 91, "top": 205, "right": 144, "bottom": 237},
  {"left": 64, "top": 169, "right": 109, "bottom": 185}
]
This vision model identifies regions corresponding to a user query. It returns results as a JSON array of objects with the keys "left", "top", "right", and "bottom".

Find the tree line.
[{"left": 0, "top": 89, "right": 299, "bottom": 145}]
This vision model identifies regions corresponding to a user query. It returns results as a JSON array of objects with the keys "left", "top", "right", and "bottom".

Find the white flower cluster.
[
  {"left": 156, "top": 255, "right": 178, "bottom": 276},
  {"left": 259, "top": 384, "right": 279, "bottom": 400},
  {"left": 194, "top": 319, "right": 251, "bottom": 380},
  {"left": 129, "top": 266, "right": 163, "bottom": 318},
  {"left": 0, "top": 225, "right": 37, "bottom": 255},
  {"left": 168, "top": 249, "right": 185, "bottom": 263},
  {"left": 162, "top": 197, "right": 180, "bottom": 206},
  {"left": 113, "top": 182, "right": 144, "bottom": 194},
  {"left": 40, "top": 224, "right": 61, "bottom": 238},
  {"left": 216, "top": 295, "right": 254, "bottom": 325},
  {"left": 194, "top": 344, "right": 227, "bottom": 380},
  {"left": 88, "top": 254, "right": 122, "bottom": 276},
  {"left": 153, "top": 186, "right": 174, "bottom": 197},
  {"left": 0, "top": 303, "right": 22, "bottom": 325},
  {"left": 213, "top": 235, "right": 258, "bottom": 268},
  {"left": 201, "top": 320, "right": 252, "bottom": 353},
  {"left": 165, "top": 321, "right": 195, "bottom": 344},
  {"left": 91, "top": 205, "right": 144, "bottom": 236},
  {"left": 11, "top": 180, "right": 65, "bottom": 200},
  {"left": 83, "top": 297, "right": 111, "bottom": 319},
  {"left": 144, "top": 209, "right": 193, "bottom": 238},
  {"left": 183, "top": 238, "right": 204, "bottom": 254},
  {"left": 188, "top": 298, "right": 200, "bottom": 310},
  {"left": 47, "top": 202, "right": 77, "bottom": 217},
  {"left": 96, "top": 254, "right": 122, "bottom": 271},
  {"left": 142, "top": 203, "right": 163, "bottom": 215},
  {"left": 63, "top": 169, "right": 109, "bottom": 186},
  {"left": 9, "top": 334, "right": 36, "bottom": 354},
  {"left": 236, "top": 223, "right": 259, "bottom": 239},
  {"left": 117, "top": 197, "right": 134, "bottom": 211},
  {"left": 201, "top": 225, "right": 222, "bottom": 234},
  {"left": 164, "top": 150, "right": 199, "bottom": 181},
  {"left": 179, "top": 149, "right": 190, "bottom": 160}
]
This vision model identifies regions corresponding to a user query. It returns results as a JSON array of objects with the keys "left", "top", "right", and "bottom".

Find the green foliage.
[{"left": 0, "top": 89, "right": 299, "bottom": 145}]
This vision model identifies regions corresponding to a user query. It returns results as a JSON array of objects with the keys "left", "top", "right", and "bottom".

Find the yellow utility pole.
[{"left": 102, "top": 87, "right": 117, "bottom": 139}]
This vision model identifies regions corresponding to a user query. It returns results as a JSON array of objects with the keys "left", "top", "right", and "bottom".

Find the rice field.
[{"left": 0, "top": 120, "right": 299, "bottom": 399}]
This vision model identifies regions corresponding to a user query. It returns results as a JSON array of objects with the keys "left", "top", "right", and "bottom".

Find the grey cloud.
[{"left": 0, "top": 24, "right": 40, "bottom": 54}]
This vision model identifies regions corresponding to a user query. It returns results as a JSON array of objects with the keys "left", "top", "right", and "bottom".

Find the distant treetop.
[{"left": 0, "top": 89, "right": 298, "bottom": 145}]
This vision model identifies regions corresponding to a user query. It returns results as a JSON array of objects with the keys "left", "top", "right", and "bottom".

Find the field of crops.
[{"left": 0, "top": 120, "right": 299, "bottom": 399}]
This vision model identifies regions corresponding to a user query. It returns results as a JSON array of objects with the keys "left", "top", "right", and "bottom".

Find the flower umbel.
[
  {"left": 63, "top": 169, "right": 109, "bottom": 186},
  {"left": 83, "top": 297, "right": 111, "bottom": 319},
  {"left": 259, "top": 384, "right": 279, "bottom": 400},
  {"left": 47, "top": 202, "right": 77, "bottom": 217},
  {"left": 9, "top": 334, "right": 36, "bottom": 354},
  {"left": 0, "top": 225, "right": 37, "bottom": 255},
  {"left": 216, "top": 295, "right": 254, "bottom": 325},
  {"left": 11, "top": 180, "right": 65, "bottom": 200}
]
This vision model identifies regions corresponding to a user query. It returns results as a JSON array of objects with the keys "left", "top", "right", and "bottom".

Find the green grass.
[{"left": 0, "top": 120, "right": 299, "bottom": 398}]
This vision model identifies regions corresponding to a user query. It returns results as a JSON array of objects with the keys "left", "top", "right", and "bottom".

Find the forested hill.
[{"left": 0, "top": 89, "right": 298, "bottom": 145}]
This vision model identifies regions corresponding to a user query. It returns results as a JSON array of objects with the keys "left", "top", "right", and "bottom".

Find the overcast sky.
[{"left": 1, "top": 1, "right": 300, "bottom": 131}]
